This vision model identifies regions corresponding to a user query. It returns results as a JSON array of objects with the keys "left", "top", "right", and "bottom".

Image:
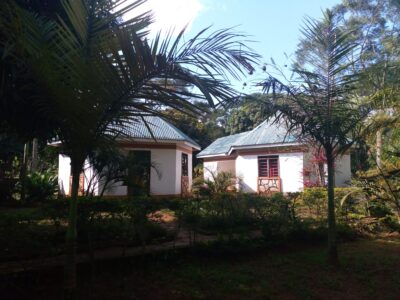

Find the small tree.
[{"left": 261, "top": 10, "right": 371, "bottom": 264}]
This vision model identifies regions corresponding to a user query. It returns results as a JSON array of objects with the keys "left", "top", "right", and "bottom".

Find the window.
[
  {"left": 182, "top": 153, "right": 188, "bottom": 176},
  {"left": 258, "top": 156, "right": 279, "bottom": 177}
]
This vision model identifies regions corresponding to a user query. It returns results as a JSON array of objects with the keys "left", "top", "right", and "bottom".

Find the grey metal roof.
[
  {"left": 197, "top": 119, "right": 299, "bottom": 158},
  {"left": 113, "top": 115, "right": 201, "bottom": 149}
]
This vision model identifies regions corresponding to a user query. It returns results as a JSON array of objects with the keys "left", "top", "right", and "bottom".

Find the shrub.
[
  {"left": 177, "top": 192, "right": 296, "bottom": 238},
  {"left": 24, "top": 170, "right": 58, "bottom": 203},
  {"left": 192, "top": 170, "right": 237, "bottom": 196},
  {"left": 368, "top": 199, "right": 393, "bottom": 218},
  {"left": 301, "top": 187, "right": 327, "bottom": 219},
  {"left": 379, "top": 216, "right": 400, "bottom": 232},
  {"left": 0, "top": 178, "right": 17, "bottom": 202}
]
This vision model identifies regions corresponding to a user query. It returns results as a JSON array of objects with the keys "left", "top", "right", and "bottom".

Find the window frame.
[
  {"left": 258, "top": 156, "right": 279, "bottom": 177},
  {"left": 181, "top": 153, "right": 189, "bottom": 177}
]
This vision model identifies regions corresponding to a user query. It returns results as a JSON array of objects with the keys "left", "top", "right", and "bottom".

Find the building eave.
[
  {"left": 227, "top": 142, "right": 303, "bottom": 155},
  {"left": 197, "top": 142, "right": 305, "bottom": 160}
]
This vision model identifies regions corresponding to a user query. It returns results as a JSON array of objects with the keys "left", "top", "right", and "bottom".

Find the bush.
[
  {"left": 0, "top": 178, "right": 17, "bottom": 203},
  {"left": 0, "top": 196, "right": 171, "bottom": 259},
  {"left": 379, "top": 216, "right": 400, "bottom": 232},
  {"left": 301, "top": 187, "right": 327, "bottom": 219},
  {"left": 24, "top": 170, "right": 58, "bottom": 203},
  {"left": 368, "top": 200, "right": 393, "bottom": 218},
  {"left": 177, "top": 192, "right": 296, "bottom": 237},
  {"left": 192, "top": 171, "right": 236, "bottom": 196}
]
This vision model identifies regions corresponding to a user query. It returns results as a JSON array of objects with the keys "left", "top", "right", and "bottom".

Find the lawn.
[{"left": 1, "top": 237, "right": 399, "bottom": 299}]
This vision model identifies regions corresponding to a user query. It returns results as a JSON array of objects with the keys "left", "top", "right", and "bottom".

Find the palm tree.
[
  {"left": 1, "top": 0, "right": 259, "bottom": 297},
  {"left": 261, "top": 10, "right": 371, "bottom": 264}
]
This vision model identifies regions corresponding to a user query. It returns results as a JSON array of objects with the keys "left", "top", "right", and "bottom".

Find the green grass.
[{"left": 2, "top": 237, "right": 399, "bottom": 299}]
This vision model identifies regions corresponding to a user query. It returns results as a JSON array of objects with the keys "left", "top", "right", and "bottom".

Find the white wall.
[
  {"left": 203, "top": 150, "right": 352, "bottom": 193},
  {"left": 58, "top": 154, "right": 71, "bottom": 195},
  {"left": 279, "top": 152, "right": 304, "bottom": 192},
  {"left": 204, "top": 161, "right": 218, "bottom": 180},
  {"left": 150, "top": 148, "right": 178, "bottom": 195},
  {"left": 59, "top": 147, "right": 195, "bottom": 197},
  {"left": 83, "top": 159, "right": 98, "bottom": 195},
  {"left": 335, "top": 154, "right": 351, "bottom": 186},
  {"left": 303, "top": 151, "right": 352, "bottom": 187},
  {"left": 235, "top": 152, "right": 304, "bottom": 193},
  {"left": 204, "top": 160, "right": 236, "bottom": 181},
  {"left": 235, "top": 155, "right": 259, "bottom": 192},
  {"left": 104, "top": 148, "right": 179, "bottom": 196},
  {"left": 102, "top": 180, "right": 127, "bottom": 196}
]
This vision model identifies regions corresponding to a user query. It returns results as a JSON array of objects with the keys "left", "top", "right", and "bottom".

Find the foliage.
[
  {"left": 355, "top": 164, "right": 400, "bottom": 217},
  {"left": 299, "top": 187, "right": 367, "bottom": 220},
  {"left": 177, "top": 193, "right": 294, "bottom": 236},
  {"left": 0, "top": 132, "right": 23, "bottom": 202},
  {"left": 22, "top": 170, "right": 58, "bottom": 203},
  {"left": 301, "top": 187, "right": 328, "bottom": 219},
  {"left": 261, "top": 9, "right": 372, "bottom": 263},
  {"left": 0, "top": 0, "right": 259, "bottom": 291},
  {"left": 0, "top": 196, "right": 169, "bottom": 260},
  {"left": 326, "top": 0, "right": 400, "bottom": 170},
  {"left": 192, "top": 170, "right": 236, "bottom": 196},
  {"left": 224, "top": 93, "right": 277, "bottom": 135},
  {"left": 162, "top": 102, "right": 226, "bottom": 150}
]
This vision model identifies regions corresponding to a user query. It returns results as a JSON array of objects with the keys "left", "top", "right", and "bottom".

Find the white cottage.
[
  {"left": 58, "top": 116, "right": 200, "bottom": 197},
  {"left": 197, "top": 120, "right": 351, "bottom": 193}
]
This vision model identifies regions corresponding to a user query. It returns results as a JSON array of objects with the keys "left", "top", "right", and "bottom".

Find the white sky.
[{"left": 122, "top": 0, "right": 204, "bottom": 37}]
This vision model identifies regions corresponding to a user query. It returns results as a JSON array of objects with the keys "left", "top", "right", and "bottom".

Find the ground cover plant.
[{"left": 1, "top": 236, "right": 399, "bottom": 299}]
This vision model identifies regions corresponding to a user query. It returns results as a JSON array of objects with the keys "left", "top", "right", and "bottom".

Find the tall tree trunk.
[
  {"left": 376, "top": 129, "right": 382, "bottom": 168},
  {"left": 325, "top": 146, "right": 338, "bottom": 265},
  {"left": 20, "top": 142, "right": 30, "bottom": 201},
  {"left": 64, "top": 154, "right": 85, "bottom": 300},
  {"left": 31, "top": 138, "right": 39, "bottom": 172}
]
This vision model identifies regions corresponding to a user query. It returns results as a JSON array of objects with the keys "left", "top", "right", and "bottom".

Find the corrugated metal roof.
[
  {"left": 112, "top": 115, "right": 200, "bottom": 149},
  {"left": 197, "top": 119, "right": 298, "bottom": 157}
]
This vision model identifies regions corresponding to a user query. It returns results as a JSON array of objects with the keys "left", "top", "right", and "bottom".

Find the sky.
[{"left": 125, "top": 0, "right": 342, "bottom": 91}]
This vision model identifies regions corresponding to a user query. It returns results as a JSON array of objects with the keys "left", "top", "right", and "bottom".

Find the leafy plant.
[
  {"left": 23, "top": 170, "right": 58, "bottom": 203},
  {"left": 193, "top": 170, "right": 237, "bottom": 196}
]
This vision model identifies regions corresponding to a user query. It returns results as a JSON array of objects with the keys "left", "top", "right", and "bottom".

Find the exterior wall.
[
  {"left": 103, "top": 147, "right": 179, "bottom": 196},
  {"left": 83, "top": 159, "right": 98, "bottom": 195},
  {"left": 303, "top": 151, "right": 318, "bottom": 184},
  {"left": 175, "top": 149, "right": 194, "bottom": 193},
  {"left": 235, "top": 152, "right": 304, "bottom": 193},
  {"left": 235, "top": 155, "right": 259, "bottom": 192},
  {"left": 58, "top": 156, "right": 98, "bottom": 196},
  {"left": 204, "top": 160, "right": 236, "bottom": 181},
  {"left": 58, "top": 154, "right": 71, "bottom": 195},
  {"left": 303, "top": 151, "right": 352, "bottom": 187},
  {"left": 278, "top": 152, "right": 304, "bottom": 192},
  {"left": 334, "top": 154, "right": 351, "bottom": 186},
  {"left": 203, "top": 150, "right": 352, "bottom": 193},
  {"left": 59, "top": 146, "right": 195, "bottom": 197},
  {"left": 102, "top": 180, "right": 127, "bottom": 196}
]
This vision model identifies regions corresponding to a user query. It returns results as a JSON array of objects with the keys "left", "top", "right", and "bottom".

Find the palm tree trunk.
[
  {"left": 376, "top": 129, "right": 382, "bottom": 168},
  {"left": 31, "top": 138, "right": 39, "bottom": 172},
  {"left": 20, "top": 142, "right": 30, "bottom": 201},
  {"left": 325, "top": 146, "right": 338, "bottom": 265},
  {"left": 64, "top": 154, "right": 85, "bottom": 300}
]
